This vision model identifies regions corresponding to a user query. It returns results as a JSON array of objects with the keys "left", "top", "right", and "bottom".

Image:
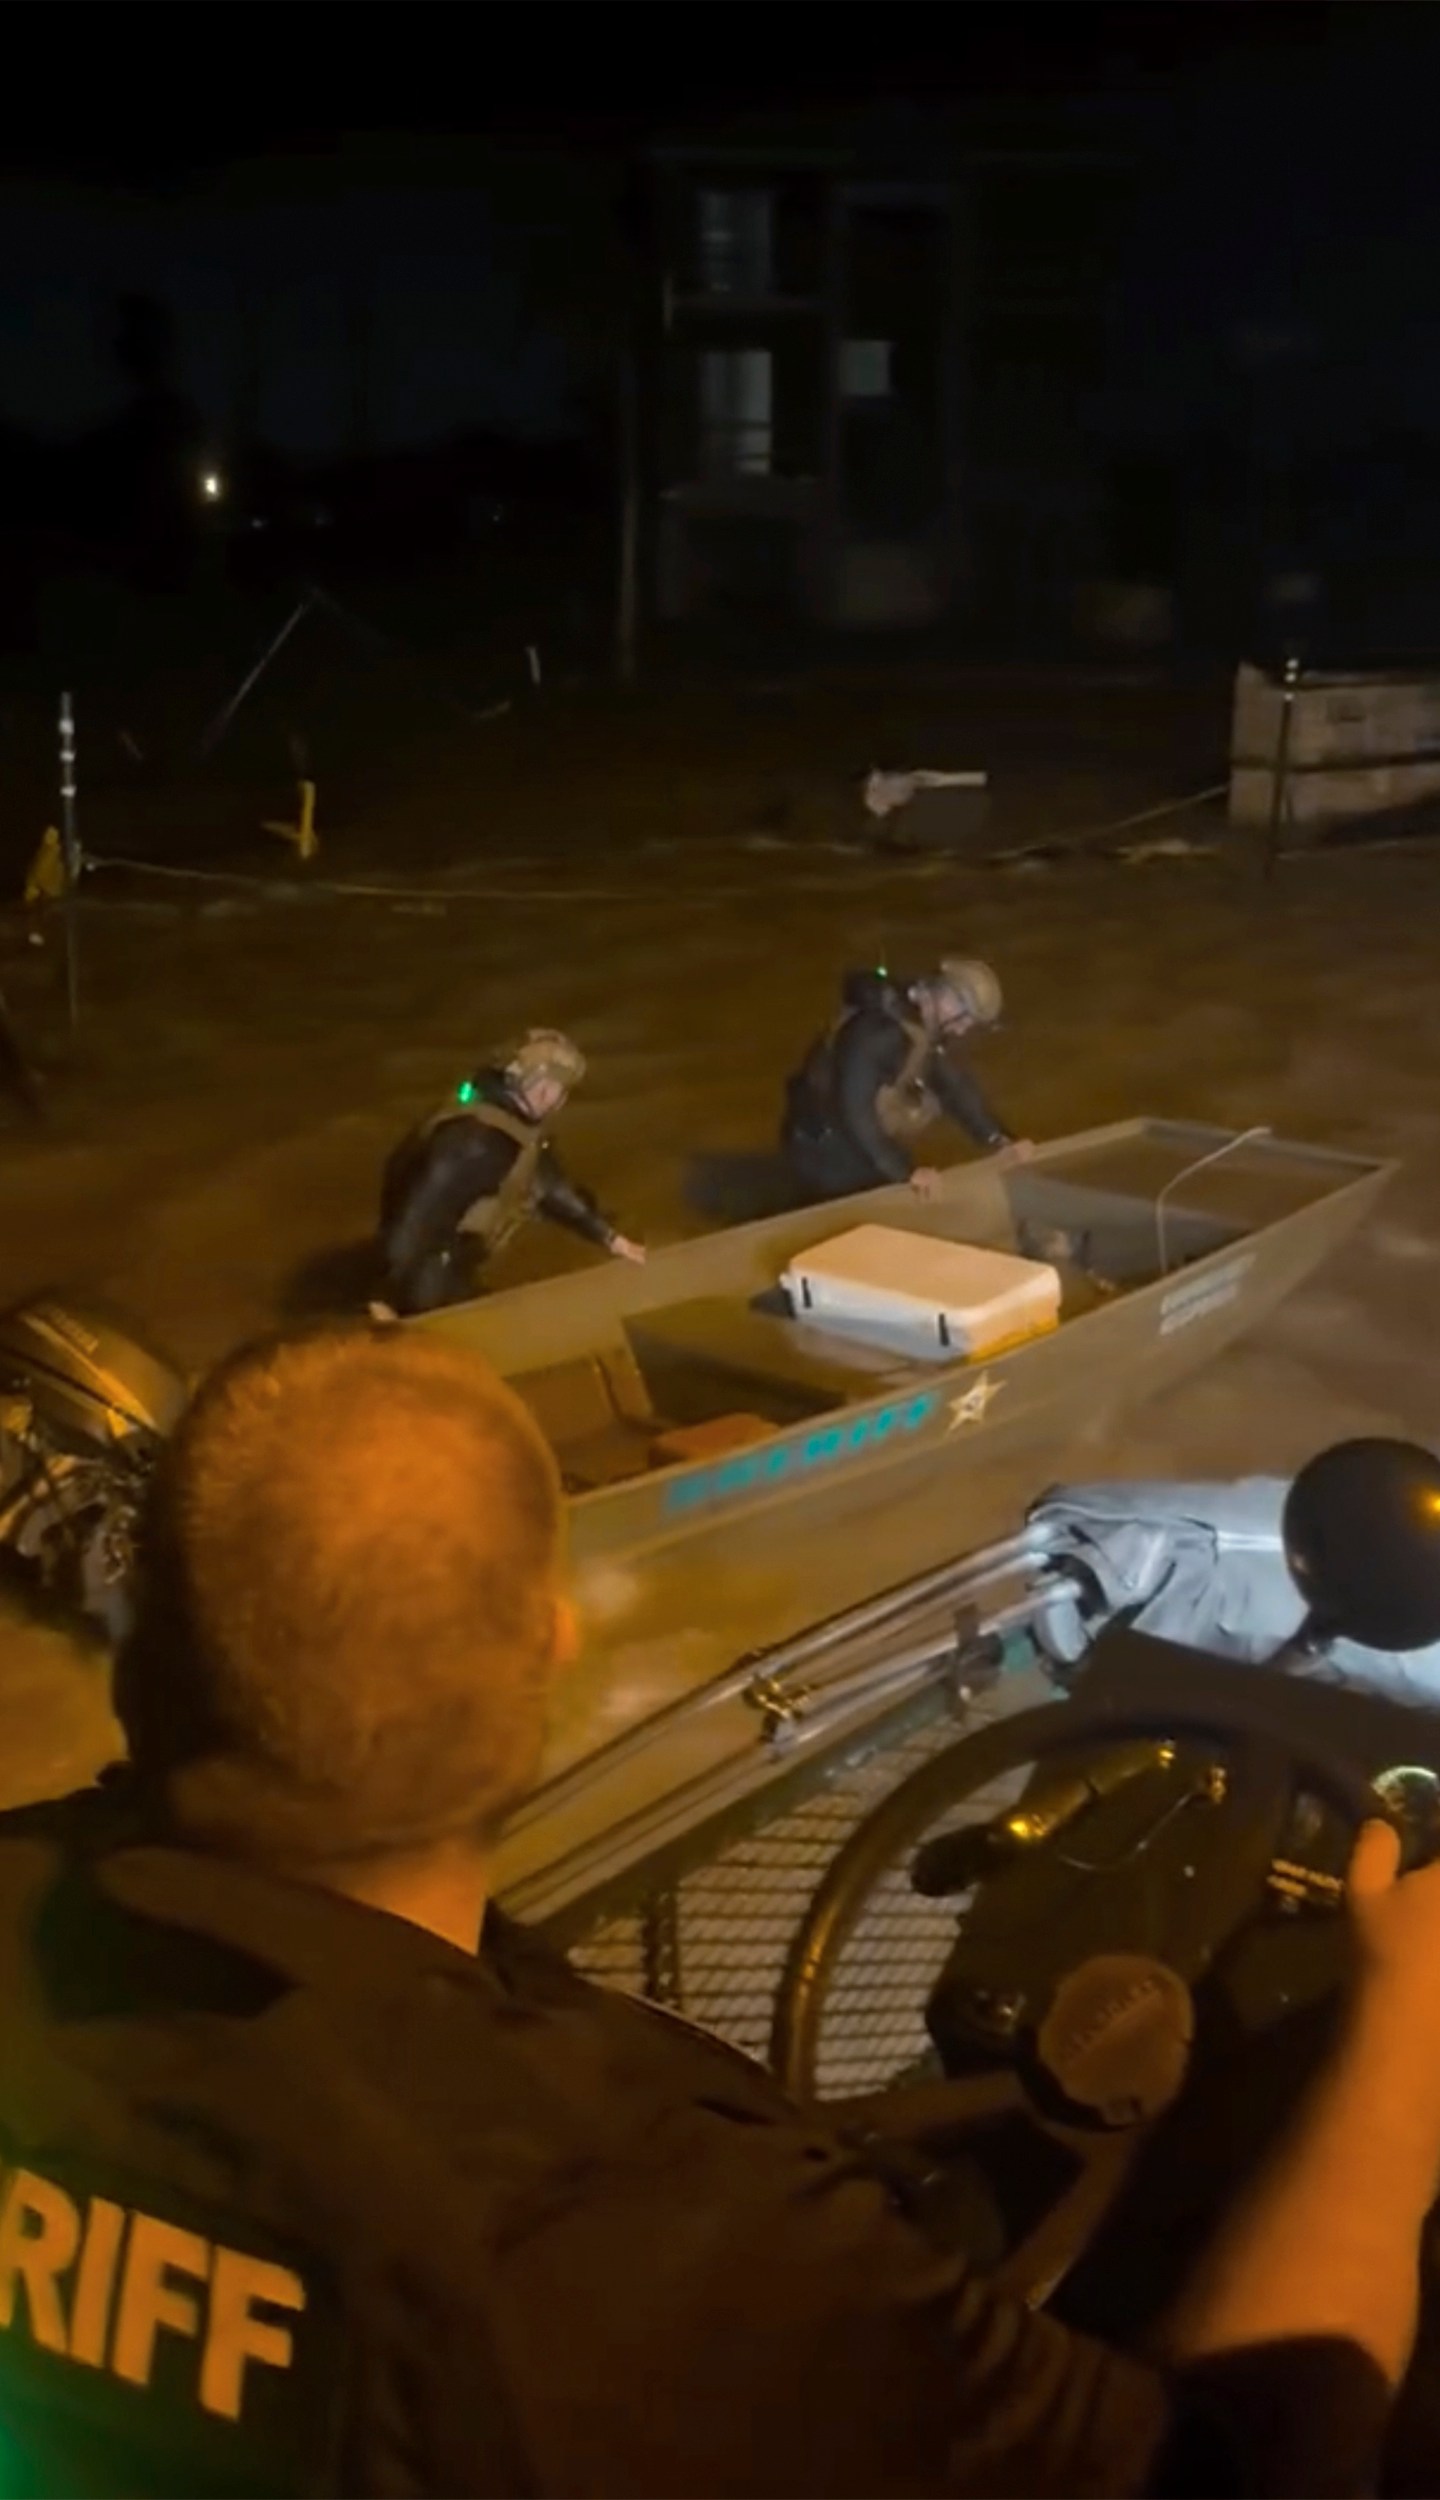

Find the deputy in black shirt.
[{"left": 0, "top": 1323, "right": 1428, "bottom": 2496}]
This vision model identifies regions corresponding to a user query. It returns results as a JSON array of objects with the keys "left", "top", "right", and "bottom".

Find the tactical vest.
[
  {"left": 420, "top": 1099, "right": 545, "bottom": 1257},
  {"left": 821, "top": 1002, "right": 937, "bottom": 1143}
]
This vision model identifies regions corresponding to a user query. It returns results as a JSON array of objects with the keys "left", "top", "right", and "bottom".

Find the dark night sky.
[
  {"left": 3, "top": 4, "right": 1438, "bottom": 455},
  {"left": 0, "top": 4, "right": 1339, "bottom": 174},
  {"left": 4, "top": 6, "right": 1386, "bottom": 165}
]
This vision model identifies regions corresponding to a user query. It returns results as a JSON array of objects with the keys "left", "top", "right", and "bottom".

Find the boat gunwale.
[
  {"left": 416, "top": 1117, "right": 1393, "bottom": 1361},
  {"left": 502, "top": 1536, "right": 1020, "bottom": 1862},
  {"left": 503, "top": 1675, "right": 963, "bottom": 1937}
]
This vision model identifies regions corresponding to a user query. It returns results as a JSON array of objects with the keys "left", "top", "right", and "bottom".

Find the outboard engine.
[{"left": 0, "top": 1296, "right": 187, "bottom": 1638}]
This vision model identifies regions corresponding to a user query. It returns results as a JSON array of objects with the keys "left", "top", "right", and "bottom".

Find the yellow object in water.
[
  {"left": 262, "top": 779, "right": 318, "bottom": 863},
  {"left": 23, "top": 827, "right": 67, "bottom": 904}
]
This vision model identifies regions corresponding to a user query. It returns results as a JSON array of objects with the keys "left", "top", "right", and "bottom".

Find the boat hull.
[{"left": 420, "top": 1120, "right": 1393, "bottom": 1852}]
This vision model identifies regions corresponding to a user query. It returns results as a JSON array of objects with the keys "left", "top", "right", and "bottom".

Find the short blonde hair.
[{"left": 118, "top": 1325, "right": 564, "bottom": 1863}]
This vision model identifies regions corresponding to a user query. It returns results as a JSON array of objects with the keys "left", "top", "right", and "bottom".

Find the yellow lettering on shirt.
[
  {"left": 0, "top": 2168, "right": 81, "bottom": 2354},
  {"left": 69, "top": 2197, "right": 127, "bottom": 2369},
  {"left": 0, "top": 2156, "right": 313, "bottom": 2432},
  {"left": 111, "top": 2215, "right": 210, "bottom": 2391},
  {"left": 200, "top": 2247, "right": 307, "bottom": 2422}
]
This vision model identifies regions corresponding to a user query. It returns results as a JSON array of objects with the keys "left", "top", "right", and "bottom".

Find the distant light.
[{"left": 200, "top": 471, "right": 224, "bottom": 503}]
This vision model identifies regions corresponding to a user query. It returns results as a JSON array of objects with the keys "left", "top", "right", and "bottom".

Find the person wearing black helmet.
[
  {"left": 780, "top": 956, "right": 1033, "bottom": 1204},
  {"left": 377, "top": 1028, "right": 645, "bottom": 1316}
]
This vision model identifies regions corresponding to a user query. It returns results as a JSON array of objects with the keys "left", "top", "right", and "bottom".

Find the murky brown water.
[{"left": 1, "top": 668, "right": 1436, "bottom": 1810}]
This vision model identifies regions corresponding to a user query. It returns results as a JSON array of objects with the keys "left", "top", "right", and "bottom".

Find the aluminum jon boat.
[{"left": 424, "top": 1117, "right": 1391, "bottom": 1825}]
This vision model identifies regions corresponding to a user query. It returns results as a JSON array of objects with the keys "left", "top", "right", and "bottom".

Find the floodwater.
[{"left": 1, "top": 666, "right": 1437, "bottom": 1814}]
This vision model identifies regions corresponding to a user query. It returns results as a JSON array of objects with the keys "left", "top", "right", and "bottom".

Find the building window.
[
  {"left": 841, "top": 339, "right": 894, "bottom": 401},
  {"left": 699, "top": 348, "right": 773, "bottom": 478},
  {"left": 697, "top": 188, "right": 775, "bottom": 296}
]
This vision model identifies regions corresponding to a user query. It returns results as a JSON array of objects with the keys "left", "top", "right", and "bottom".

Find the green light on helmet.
[{"left": 456, "top": 1079, "right": 477, "bottom": 1105}]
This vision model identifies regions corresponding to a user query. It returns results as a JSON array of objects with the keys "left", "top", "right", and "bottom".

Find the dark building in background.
[{"left": 647, "top": 107, "right": 1142, "bottom": 639}]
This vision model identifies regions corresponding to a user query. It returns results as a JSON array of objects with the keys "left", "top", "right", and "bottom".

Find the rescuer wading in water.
[
  {"left": 378, "top": 1029, "right": 644, "bottom": 1315},
  {"left": 780, "top": 956, "right": 1033, "bottom": 1203}
]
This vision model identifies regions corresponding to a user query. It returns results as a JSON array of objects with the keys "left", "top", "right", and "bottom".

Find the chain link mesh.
[{"left": 568, "top": 1677, "right": 1042, "bottom": 2093}]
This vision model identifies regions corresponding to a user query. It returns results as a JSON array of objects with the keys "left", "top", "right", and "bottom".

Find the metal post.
[
  {"left": 640, "top": 1888, "right": 683, "bottom": 2010},
  {"left": 198, "top": 595, "right": 312, "bottom": 758},
  {"left": 1262, "top": 652, "right": 1300, "bottom": 881},
  {"left": 58, "top": 691, "right": 79, "bottom": 1036}
]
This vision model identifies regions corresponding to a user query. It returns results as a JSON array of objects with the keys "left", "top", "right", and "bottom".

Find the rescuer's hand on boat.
[
  {"left": 609, "top": 1233, "right": 647, "bottom": 1264},
  {"left": 996, "top": 1137, "right": 1036, "bottom": 1167},
  {"left": 909, "top": 1165, "right": 942, "bottom": 1197}
]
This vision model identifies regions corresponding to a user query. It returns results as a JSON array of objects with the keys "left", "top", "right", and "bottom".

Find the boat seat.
[
  {"left": 626, "top": 1295, "right": 909, "bottom": 1413},
  {"left": 650, "top": 1413, "right": 776, "bottom": 1468},
  {"left": 558, "top": 1429, "right": 653, "bottom": 1495},
  {"left": 510, "top": 1345, "right": 665, "bottom": 1494}
]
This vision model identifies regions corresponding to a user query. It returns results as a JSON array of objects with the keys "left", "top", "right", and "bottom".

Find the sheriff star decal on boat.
[{"left": 948, "top": 1375, "right": 1003, "bottom": 1431}]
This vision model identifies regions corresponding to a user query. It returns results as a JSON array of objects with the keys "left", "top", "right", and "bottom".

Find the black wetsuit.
[
  {"left": 781, "top": 971, "right": 1013, "bottom": 1202},
  {"left": 378, "top": 1071, "right": 613, "bottom": 1315},
  {"left": 0, "top": 1780, "right": 1390, "bottom": 2499}
]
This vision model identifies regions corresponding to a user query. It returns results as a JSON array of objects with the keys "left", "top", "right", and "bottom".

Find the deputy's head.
[
  {"left": 116, "top": 1325, "right": 574, "bottom": 1877},
  {"left": 500, "top": 1028, "right": 587, "bottom": 1123},
  {"left": 921, "top": 958, "right": 1003, "bottom": 1039}
]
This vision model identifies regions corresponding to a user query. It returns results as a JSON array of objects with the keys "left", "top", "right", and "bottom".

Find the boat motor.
[{"left": 0, "top": 1296, "right": 187, "bottom": 1638}]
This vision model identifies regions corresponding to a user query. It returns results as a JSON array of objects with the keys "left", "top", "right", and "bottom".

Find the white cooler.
[{"left": 782, "top": 1225, "right": 1061, "bottom": 1359}]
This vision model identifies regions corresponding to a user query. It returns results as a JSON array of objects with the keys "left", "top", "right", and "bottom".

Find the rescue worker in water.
[
  {"left": 378, "top": 1029, "right": 645, "bottom": 1315},
  {"left": 780, "top": 956, "right": 1033, "bottom": 1204}
]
